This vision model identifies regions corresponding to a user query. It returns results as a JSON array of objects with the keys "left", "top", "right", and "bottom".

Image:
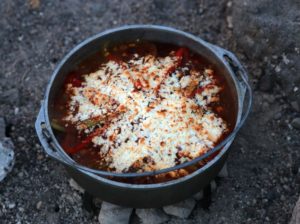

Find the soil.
[{"left": 0, "top": 0, "right": 299, "bottom": 223}]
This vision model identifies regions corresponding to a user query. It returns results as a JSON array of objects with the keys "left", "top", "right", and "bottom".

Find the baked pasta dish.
[{"left": 51, "top": 42, "right": 235, "bottom": 181}]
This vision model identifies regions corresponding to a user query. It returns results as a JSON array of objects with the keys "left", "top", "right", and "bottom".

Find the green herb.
[
  {"left": 51, "top": 119, "right": 65, "bottom": 132},
  {"left": 80, "top": 117, "right": 105, "bottom": 128}
]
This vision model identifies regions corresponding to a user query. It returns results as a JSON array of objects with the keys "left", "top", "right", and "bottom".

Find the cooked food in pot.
[{"left": 51, "top": 42, "right": 236, "bottom": 177}]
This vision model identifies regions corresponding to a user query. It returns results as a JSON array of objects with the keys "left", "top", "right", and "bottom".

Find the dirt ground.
[{"left": 0, "top": 0, "right": 299, "bottom": 223}]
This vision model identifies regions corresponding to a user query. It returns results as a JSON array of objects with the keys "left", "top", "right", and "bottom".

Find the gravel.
[
  {"left": 291, "top": 118, "right": 300, "bottom": 130},
  {"left": 0, "top": 0, "right": 299, "bottom": 223}
]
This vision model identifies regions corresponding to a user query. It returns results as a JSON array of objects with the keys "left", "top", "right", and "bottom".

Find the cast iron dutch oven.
[{"left": 35, "top": 25, "right": 252, "bottom": 208}]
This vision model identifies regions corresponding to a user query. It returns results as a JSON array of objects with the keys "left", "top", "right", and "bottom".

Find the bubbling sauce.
[{"left": 50, "top": 41, "right": 237, "bottom": 184}]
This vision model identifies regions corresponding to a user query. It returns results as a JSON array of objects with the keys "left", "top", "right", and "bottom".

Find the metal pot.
[{"left": 35, "top": 25, "right": 252, "bottom": 208}]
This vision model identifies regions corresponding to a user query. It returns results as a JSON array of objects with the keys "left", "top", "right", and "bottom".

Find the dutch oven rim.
[{"left": 37, "top": 24, "right": 252, "bottom": 188}]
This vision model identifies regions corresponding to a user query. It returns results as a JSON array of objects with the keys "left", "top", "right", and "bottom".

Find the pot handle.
[
  {"left": 35, "top": 105, "right": 71, "bottom": 166},
  {"left": 208, "top": 43, "right": 249, "bottom": 82},
  {"left": 208, "top": 43, "right": 252, "bottom": 127}
]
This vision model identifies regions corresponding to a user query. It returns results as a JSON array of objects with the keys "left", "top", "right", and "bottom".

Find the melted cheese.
[{"left": 65, "top": 54, "right": 227, "bottom": 172}]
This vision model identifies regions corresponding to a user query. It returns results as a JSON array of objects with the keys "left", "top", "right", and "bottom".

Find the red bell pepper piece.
[
  {"left": 189, "top": 84, "right": 215, "bottom": 98},
  {"left": 133, "top": 79, "right": 143, "bottom": 91},
  {"left": 175, "top": 47, "right": 189, "bottom": 58},
  {"left": 64, "top": 127, "right": 105, "bottom": 155},
  {"left": 175, "top": 47, "right": 190, "bottom": 66}
]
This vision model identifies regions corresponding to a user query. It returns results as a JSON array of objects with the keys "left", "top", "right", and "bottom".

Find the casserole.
[{"left": 35, "top": 25, "right": 252, "bottom": 208}]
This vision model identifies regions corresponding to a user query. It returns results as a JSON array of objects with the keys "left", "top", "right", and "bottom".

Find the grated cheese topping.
[{"left": 64, "top": 52, "right": 227, "bottom": 173}]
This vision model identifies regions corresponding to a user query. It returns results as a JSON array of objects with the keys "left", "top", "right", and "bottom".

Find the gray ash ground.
[{"left": 0, "top": 0, "right": 299, "bottom": 223}]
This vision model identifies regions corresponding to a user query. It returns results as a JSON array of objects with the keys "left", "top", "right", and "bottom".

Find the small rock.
[
  {"left": 291, "top": 118, "right": 300, "bottom": 130},
  {"left": 193, "top": 190, "right": 204, "bottom": 201},
  {"left": 275, "top": 65, "right": 281, "bottom": 73},
  {"left": 8, "top": 202, "right": 16, "bottom": 209},
  {"left": 37, "top": 154, "right": 44, "bottom": 160},
  {"left": 163, "top": 198, "right": 196, "bottom": 218},
  {"left": 291, "top": 101, "right": 300, "bottom": 112},
  {"left": 0, "top": 117, "right": 5, "bottom": 139},
  {"left": 18, "top": 207, "right": 25, "bottom": 212},
  {"left": 14, "top": 107, "right": 19, "bottom": 115},
  {"left": 36, "top": 201, "right": 42, "bottom": 210},
  {"left": 210, "top": 180, "right": 217, "bottom": 193},
  {"left": 98, "top": 202, "right": 133, "bottom": 224},
  {"left": 18, "top": 172, "right": 24, "bottom": 178},
  {"left": 17, "top": 136, "right": 25, "bottom": 142},
  {"left": 69, "top": 179, "right": 85, "bottom": 193},
  {"left": 28, "top": 0, "right": 41, "bottom": 9},
  {"left": 136, "top": 208, "right": 169, "bottom": 224},
  {"left": 226, "top": 16, "right": 233, "bottom": 29},
  {"left": 282, "top": 54, "right": 290, "bottom": 65},
  {"left": 0, "top": 138, "right": 15, "bottom": 182},
  {"left": 273, "top": 112, "right": 282, "bottom": 120},
  {"left": 0, "top": 88, "right": 20, "bottom": 106},
  {"left": 290, "top": 197, "right": 300, "bottom": 224},
  {"left": 283, "top": 184, "right": 290, "bottom": 191},
  {"left": 227, "top": 1, "right": 232, "bottom": 7},
  {"left": 253, "top": 67, "right": 263, "bottom": 78},
  {"left": 218, "top": 163, "right": 228, "bottom": 178}
]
